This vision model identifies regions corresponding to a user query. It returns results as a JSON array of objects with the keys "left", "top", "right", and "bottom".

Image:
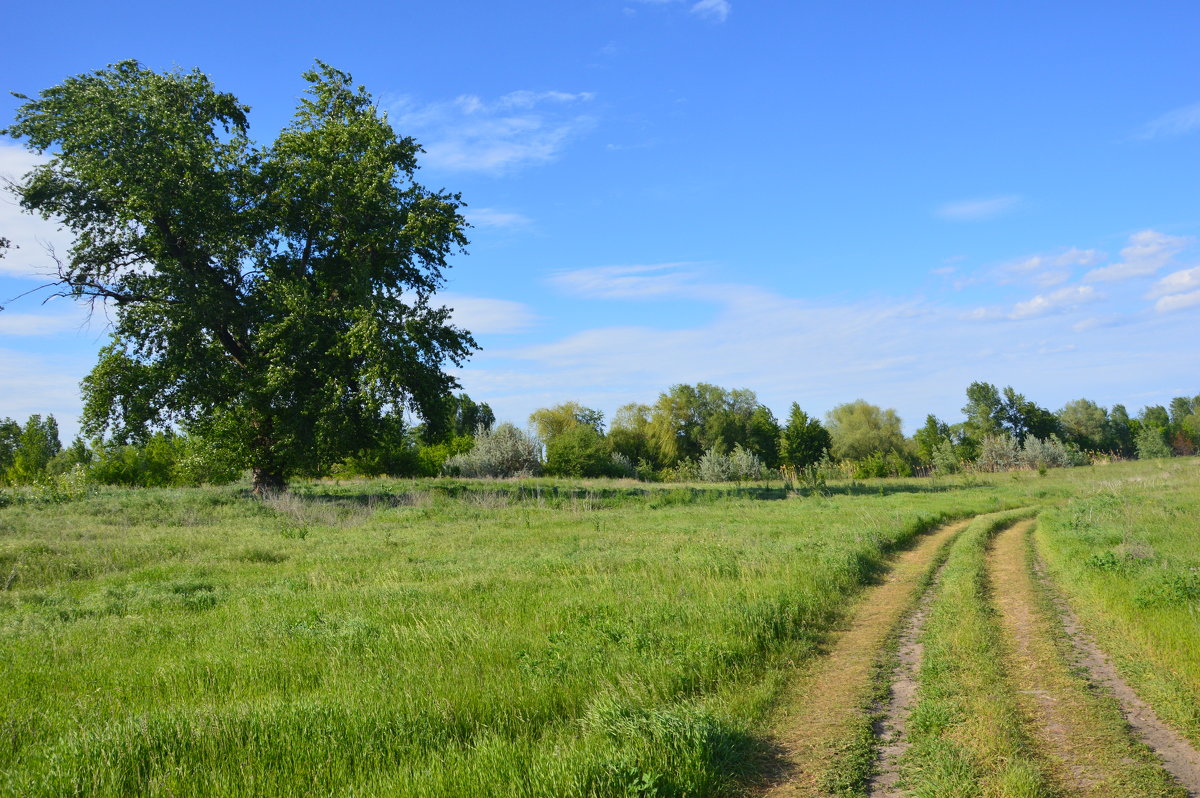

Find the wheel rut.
[
  {"left": 865, "top": 543, "right": 950, "bottom": 798},
  {"left": 1030, "top": 545, "right": 1200, "bottom": 796},
  {"left": 990, "top": 518, "right": 1198, "bottom": 797},
  {"left": 761, "top": 518, "right": 969, "bottom": 798}
]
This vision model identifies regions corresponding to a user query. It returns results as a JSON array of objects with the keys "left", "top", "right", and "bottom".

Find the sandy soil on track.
[{"left": 760, "top": 518, "right": 969, "bottom": 798}]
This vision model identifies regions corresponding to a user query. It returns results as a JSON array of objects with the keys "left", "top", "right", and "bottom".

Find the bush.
[
  {"left": 544, "top": 425, "right": 613, "bottom": 478},
  {"left": 696, "top": 445, "right": 765, "bottom": 482},
  {"left": 1135, "top": 425, "right": 1172, "bottom": 460},
  {"left": 975, "top": 433, "right": 1085, "bottom": 472},
  {"left": 444, "top": 424, "right": 542, "bottom": 478},
  {"left": 931, "top": 440, "right": 961, "bottom": 474}
]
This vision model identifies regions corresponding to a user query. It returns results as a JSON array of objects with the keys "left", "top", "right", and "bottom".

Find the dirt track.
[{"left": 761, "top": 519, "right": 968, "bottom": 797}]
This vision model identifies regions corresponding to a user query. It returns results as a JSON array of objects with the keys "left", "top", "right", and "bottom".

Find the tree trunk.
[
  {"left": 249, "top": 409, "right": 287, "bottom": 496},
  {"left": 251, "top": 466, "right": 287, "bottom": 497}
]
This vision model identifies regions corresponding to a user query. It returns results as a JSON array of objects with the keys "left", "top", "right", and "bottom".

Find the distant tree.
[
  {"left": 826, "top": 400, "right": 905, "bottom": 461},
  {"left": 645, "top": 383, "right": 762, "bottom": 465},
  {"left": 7, "top": 414, "right": 62, "bottom": 484},
  {"left": 746, "top": 405, "right": 781, "bottom": 468},
  {"left": 1108, "top": 404, "right": 1135, "bottom": 458},
  {"left": 1168, "top": 395, "right": 1199, "bottom": 425},
  {"left": 0, "top": 418, "right": 20, "bottom": 479},
  {"left": 779, "top": 403, "right": 832, "bottom": 468},
  {"left": 422, "top": 393, "right": 495, "bottom": 443},
  {"left": 1139, "top": 405, "right": 1170, "bottom": 431},
  {"left": 1000, "top": 387, "right": 1059, "bottom": 444},
  {"left": 47, "top": 437, "right": 93, "bottom": 476},
  {"left": 962, "top": 382, "right": 1005, "bottom": 442},
  {"left": 913, "top": 414, "right": 951, "bottom": 464},
  {"left": 1058, "top": 399, "right": 1109, "bottom": 451},
  {"left": 5, "top": 61, "right": 475, "bottom": 493},
  {"left": 530, "top": 402, "right": 605, "bottom": 447},
  {"left": 608, "top": 402, "right": 656, "bottom": 467}
]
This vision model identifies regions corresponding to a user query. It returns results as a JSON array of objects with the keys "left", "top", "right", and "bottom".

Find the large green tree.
[{"left": 4, "top": 61, "right": 475, "bottom": 492}]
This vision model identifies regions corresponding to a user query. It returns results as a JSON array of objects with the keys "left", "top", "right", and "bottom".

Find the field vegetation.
[{"left": 2, "top": 470, "right": 1069, "bottom": 796}]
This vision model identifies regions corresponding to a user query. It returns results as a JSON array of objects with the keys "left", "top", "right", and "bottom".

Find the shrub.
[
  {"left": 545, "top": 425, "right": 612, "bottom": 478},
  {"left": 444, "top": 424, "right": 542, "bottom": 478},
  {"left": 976, "top": 434, "right": 1022, "bottom": 472},
  {"left": 1135, "top": 425, "right": 1172, "bottom": 460}
]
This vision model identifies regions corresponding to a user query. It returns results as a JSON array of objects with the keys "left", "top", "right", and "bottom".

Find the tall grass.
[{"left": 0, "top": 471, "right": 1087, "bottom": 795}]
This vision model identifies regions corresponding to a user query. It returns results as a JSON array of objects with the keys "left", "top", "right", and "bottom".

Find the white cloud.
[
  {"left": 465, "top": 208, "right": 532, "bottom": 229},
  {"left": 999, "top": 247, "right": 1102, "bottom": 288},
  {"left": 1009, "top": 285, "right": 1100, "bottom": 319},
  {"left": 0, "top": 309, "right": 92, "bottom": 337},
  {"left": 550, "top": 263, "right": 708, "bottom": 300},
  {"left": 690, "top": 0, "right": 731, "bottom": 21},
  {"left": 0, "top": 347, "right": 91, "bottom": 440},
  {"left": 438, "top": 293, "right": 537, "bottom": 335},
  {"left": 458, "top": 268, "right": 1199, "bottom": 434},
  {"left": 1136, "top": 102, "right": 1200, "bottom": 140},
  {"left": 391, "top": 91, "right": 595, "bottom": 174},
  {"left": 1084, "top": 230, "right": 1190, "bottom": 282},
  {"left": 1154, "top": 290, "right": 1200, "bottom": 314},
  {"left": 0, "top": 143, "right": 76, "bottom": 279},
  {"left": 1146, "top": 265, "right": 1200, "bottom": 299},
  {"left": 935, "top": 195, "right": 1021, "bottom": 221}
]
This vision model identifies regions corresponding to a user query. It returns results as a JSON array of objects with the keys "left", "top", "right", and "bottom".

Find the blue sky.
[{"left": 2, "top": 0, "right": 1199, "bottom": 439}]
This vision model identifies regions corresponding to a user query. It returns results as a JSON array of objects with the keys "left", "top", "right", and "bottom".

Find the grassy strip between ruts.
[
  {"left": 898, "top": 509, "right": 1050, "bottom": 798},
  {"left": 1033, "top": 459, "right": 1200, "bottom": 749}
]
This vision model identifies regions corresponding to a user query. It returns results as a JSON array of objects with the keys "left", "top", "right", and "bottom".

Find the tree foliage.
[
  {"left": 5, "top": 61, "right": 475, "bottom": 492},
  {"left": 826, "top": 400, "right": 905, "bottom": 461},
  {"left": 778, "top": 403, "right": 831, "bottom": 468}
]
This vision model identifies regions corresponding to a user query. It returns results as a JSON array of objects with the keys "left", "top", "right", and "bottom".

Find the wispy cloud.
[
  {"left": 465, "top": 208, "right": 533, "bottom": 229},
  {"left": 390, "top": 90, "right": 595, "bottom": 174},
  {"left": 1083, "top": 229, "right": 1190, "bottom": 282},
  {"left": 0, "top": 143, "right": 76, "bottom": 279},
  {"left": 935, "top": 195, "right": 1021, "bottom": 221},
  {"left": 690, "top": 0, "right": 731, "bottom": 22},
  {"left": 1154, "top": 290, "right": 1200, "bottom": 314},
  {"left": 998, "top": 247, "right": 1102, "bottom": 288},
  {"left": 461, "top": 266, "right": 1198, "bottom": 434},
  {"left": 1136, "top": 102, "right": 1200, "bottom": 140},
  {"left": 439, "top": 293, "right": 537, "bottom": 335},
  {"left": 550, "top": 263, "right": 708, "bottom": 300},
  {"left": 1009, "top": 285, "right": 1101, "bottom": 319},
  {"left": 1146, "top": 265, "right": 1200, "bottom": 299},
  {"left": 0, "top": 309, "right": 90, "bottom": 337},
  {"left": 630, "top": 0, "right": 731, "bottom": 21}
]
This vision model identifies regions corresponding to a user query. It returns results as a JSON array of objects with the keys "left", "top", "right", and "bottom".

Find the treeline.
[
  {"left": 441, "top": 381, "right": 1199, "bottom": 481},
  {"left": 0, "top": 394, "right": 496, "bottom": 489},
  {"left": 3, "top": 385, "right": 1196, "bottom": 488}
]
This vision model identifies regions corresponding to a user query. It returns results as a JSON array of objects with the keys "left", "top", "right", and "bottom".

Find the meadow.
[{"left": 0, "top": 463, "right": 1196, "bottom": 796}]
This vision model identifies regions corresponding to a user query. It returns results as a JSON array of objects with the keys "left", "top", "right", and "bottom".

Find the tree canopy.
[
  {"left": 826, "top": 400, "right": 905, "bottom": 461},
  {"left": 4, "top": 61, "right": 476, "bottom": 492}
]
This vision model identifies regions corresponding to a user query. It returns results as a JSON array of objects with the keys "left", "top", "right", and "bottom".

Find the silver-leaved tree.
[{"left": 3, "top": 61, "right": 476, "bottom": 492}]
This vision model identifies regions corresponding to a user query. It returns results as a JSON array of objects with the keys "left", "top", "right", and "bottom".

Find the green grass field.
[{"left": 0, "top": 463, "right": 1196, "bottom": 796}]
